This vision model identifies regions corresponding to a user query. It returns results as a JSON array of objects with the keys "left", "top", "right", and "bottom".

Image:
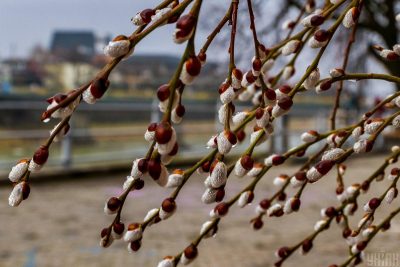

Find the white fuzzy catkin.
[
  {"left": 351, "top": 126, "right": 363, "bottom": 140},
  {"left": 200, "top": 221, "right": 215, "bottom": 238},
  {"left": 123, "top": 227, "right": 143, "bottom": 242},
  {"left": 157, "top": 258, "right": 175, "bottom": 267},
  {"left": 267, "top": 203, "right": 282, "bottom": 216},
  {"left": 247, "top": 165, "right": 263, "bottom": 177},
  {"left": 201, "top": 188, "right": 218, "bottom": 204},
  {"left": 104, "top": 40, "right": 131, "bottom": 58},
  {"left": 385, "top": 188, "right": 397, "bottom": 204},
  {"left": 234, "top": 159, "right": 247, "bottom": 177},
  {"left": 282, "top": 66, "right": 295, "bottom": 80},
  {"left": 281, "top": 40, "right": 301, "bottom": 56},
  {"left": 179, "top": 66, "right": 196, "bottom": 85},
  {"left": 8, "top": 182, "right": 26, "bottom": 207},
  {"left": 303, "top": 68, "right": 320, "bottom": 90},
  {"left": 210, "top": 161, "right": 227, "bottom": 188},
  {"left": 232, "top": 112, "right": 247, "bottom": 127},
  {"left": 308, "top": 37, "right": 328, "bottom": 49},
  {"left": 238, "top": 191, "right": 252, "bottom": 208},
  {"left": 166, "top": 172, "right": 184, "bottom": 188},
  {"left": 353, "top": 139, "right": 369, "bottom": 154},
  {"left": 8, "top": 161, "right": 29, "bottom": 183},
  {"left": 216, "top": 132, "right": 233, "bottom": 155},
  {"left": 220, "top": 86, "right": 236, "bottom": 104},
  {"left": 143, "top": 208, "right": 159, "bottom": 225},
  {"left": 392, "top": 115, "right": 400, "bottom": 128},
  {"left": 301, "top": 131, "right": 318, "bottom": 143},
  {"left": 342, "top": 8, "right": 357, "bottom": 28},
  {"left": 314, "top": 220, "right": 327, "bottom": 231},
  {"left": 321, "top": 148, "right": 345, "bottom": 161}
]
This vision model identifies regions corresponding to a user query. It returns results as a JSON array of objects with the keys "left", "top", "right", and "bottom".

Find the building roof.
[{"left": 50, "top": 30, "right": 95, "bottom": 61}]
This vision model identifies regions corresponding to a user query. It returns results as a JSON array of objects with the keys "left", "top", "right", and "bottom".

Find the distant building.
[
  {"left": 50, "top": 31, "right": 96, "bottom": 62},
  {"left": 1, "top": 59, "right": 43, "bottom": 88}
]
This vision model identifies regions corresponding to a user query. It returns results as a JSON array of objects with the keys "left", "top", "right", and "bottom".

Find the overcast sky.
[{"left": 0, "top": 0, "right": 217, "bottom": 58}]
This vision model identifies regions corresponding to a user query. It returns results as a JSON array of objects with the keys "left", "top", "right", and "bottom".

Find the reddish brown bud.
[
  {"left": 255, "top": 107, "right": 264, "bottom": 119},
  {"left": 101, "top": 227, "right": 111, "bottom": 238},
  {"left": 113, "top": 222, "right": 125, "bottom": 235},
  {"left": 198, "top": 51, "right": 206, "bottom": 63},
  {"left": 361, "top": 180, "right": 370, "bottom": 192},
  {"left": 315, "top": 160, "right": 334, "bottom": 175},
  {"left": 342, "top": 227, "right": 351, "bottom": 238},
  {"left": 129, "top": 240, "right": 142, "bottom": 251},
  {"left": 356, "top": 241, "right": 367, "bottom": 251},
  {"left": 232, "top": 68, "right": 243, "bottom": 80},
  {"left": 391, "top": 168, "right": 400, "bottom": 176},
  {"left": 157, "top": 84, "right": 170, "bottom": 101},
  {"left": 251, "top": 217, "right": 264, "bottom": 230},
  {"left": 245, "top": 71, "right": 256, "bottom": 84},
  {"left": 319, "top": 79, "right": 332, "bottom": 91},
  {"left": 168, "top": 142, "right": 179, "bottom": 156},
  {"left": 236, "top": 130, "right": 246, "bottom": 142},
  {"left": 272, "top": 155, "right": 286, "bottom": 165},
  {"left": 161, "top": 198, "right": 176, "bottom": 213},
  {"left": 226, "top": 131, "right": 237, "bottom": 145},
  {"left": 176, "top": 14, "right": 196, "bottom": 35},
  {"left": 252, "top": 58, "right": 262, "bottom": 71},
  {"left": 137, "top": 158, "right": 148, "bottom": 173},
  {"left": 155, "top": 122, "right": 173, "bottom": 144},
  {"left": 382, "top": 221, "right": 391, "bottom": 230},
  {"left": 22, "top": 183, "right": 30, "bottom": 200},
  {"left": 140, "top": 9, "right": 155, "bottom": 23},
  {"left": 33, "top": 145, "right": 49, "bottom": 165},
  {"left": 277, "top": 96, "right": 293, "bottom": 110},
  {"left": 175, "top": 104, "right": 185, "bottom": 117},
  {"left": 147, "top": 122, "right": 157, "bottom": 132},
  {"left": 302, "top": 239, "right": 313, "bottom": 253},
  {"left": 260, "top": 198, "right": 271, "bottom": 209},
  {"left": 291, "top": 198, "right": 301, "bottom": 211},
  {"left": 277, "top": 247, "right": 290, "bottom": 258},
  {"left": 148, "top": 159, "right": 161, "bottom": 180},
  {"left": 314, "top": 29, "right": 330, "bottom": 42},
  {"left": 90, "top": 78, "right": 110, "bottom": 99},
  {"left": 201, "top": 161, "right": 211, "bottom": 173},
  {"left": 295, "top": 171, "right": 307, "bottom": 181},
  {"left": 214, "top": 202, "right": 229, "bottom": 216},
  {"left": 184, "top": 244, "right": 198, "bottom": 259},
  {"left": 310, "top": 15, "right": 324, "bottom": 26},
  {"left": 265, "top": 89, "right": 277, "bottom": 101},
  {"left": 133, "top": 179, "right": 145, "bottom": 190},
  {"left": 218, "top": 82, "right": 230, "bottom": 94},
  {"left": 107, "top": 197, "right": 121, "bottom": 212},
  {"left": 185, "top": 56, "right": 202, "bottom": 76},
  {"left": 387, "top": 52, "right": 399, "bottom": 61},
  {"left": 368, "top": 198, "right": 381, "bottom": 210},
  {"left": 325, "top": 206, "right": 337, "bottom": 218},
  {"left": 240, "top": 155, "right": 254, "bottom": 170},
  {"left": 215, "top": 188, "right": 225, "bottom": 202},
  {"left": 279, "top": 85, "right": 292, "bottom": 94},
  {"left": 258, "top": 44, "right": 270, "bottom": 54}
]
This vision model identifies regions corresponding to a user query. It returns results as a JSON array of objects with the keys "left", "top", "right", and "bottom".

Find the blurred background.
[{"left": 0, "top": 0, "right": 399, "bottom": 267}]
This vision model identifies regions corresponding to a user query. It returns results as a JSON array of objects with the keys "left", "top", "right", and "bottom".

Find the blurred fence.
[{"left": 2, "top": 97, "right": 385, "bottom": 177}]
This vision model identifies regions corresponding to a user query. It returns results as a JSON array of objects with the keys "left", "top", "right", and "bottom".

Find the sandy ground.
[{"left": 1, "top": 155, "right": 400, "bottom": 267}]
